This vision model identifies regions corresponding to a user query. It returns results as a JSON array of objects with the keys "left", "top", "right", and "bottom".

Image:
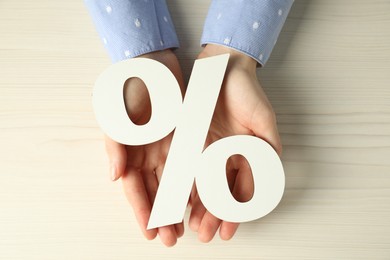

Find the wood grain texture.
[{"left": 0, "top": 0, "right": 389, "bottom": 259}]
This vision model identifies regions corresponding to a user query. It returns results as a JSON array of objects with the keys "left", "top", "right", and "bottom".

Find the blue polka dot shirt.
[{"left": 84, "top": 0, "right": 294, "bottom": 66}]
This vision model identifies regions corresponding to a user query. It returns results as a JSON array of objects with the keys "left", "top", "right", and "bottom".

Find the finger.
[
  {"left": 175, "top": 221, "right": 185, "bottom": 238},
  {"left": 155, "top": 164, "right": 164, "bottom": 183},
  {"left": 105, "top": 135, "right": 127, "bottom": 181},
  {"left": 188, "top": 191, "right": 207, "bottom": 232},
  {"left": 218, "top": 161, "right": 254, "bottom": 241},
  {"left": 225, "top": 157, "right": 239, "bottom": 193},
  {"left": 157, "top": 225, "right": 177, "bottom": 247},
  {"left": 156, "top": 163, "right": 185, "bottom": 236},
  {"left": 219, "top": 222, "right": 239, "bottom": 241},
  {"left": 198, "top": 211, "right": 222, "bottom": 243},
  {"left": 142, "top": 169, "right": 179, "bottom": 246},
  {"left": 189, "top": 183, "right": 198, "bottom": 207},
  {"left": 189, "top": 163, "right": 236, "bottom": 233},
  {"left": 232, "top": 158, "right": 254, "bottom": 202},
  {"left": 122, "top": 167, "right": 157, "bottom": 241},
  {"left": 141, "top": 169, "right": 159, "bottom": 206}
]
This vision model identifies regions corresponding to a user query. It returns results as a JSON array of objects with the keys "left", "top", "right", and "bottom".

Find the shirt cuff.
[
  {"left": 84, "top": 0, "right": 179, "bottom": 63},
  {"left": 201, "top": 0, "right": 294, "bottom": 66}
]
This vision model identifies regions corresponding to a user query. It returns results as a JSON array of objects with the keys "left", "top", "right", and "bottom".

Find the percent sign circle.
[
  {"left": 93, "top": 58, "right": 182, "bottom": 145},
  {"left": 92, "top": 54, "right": 285, "bottom": 229},
  {"left": 197, "top": 135, "right": 285, "bottom": 223}
]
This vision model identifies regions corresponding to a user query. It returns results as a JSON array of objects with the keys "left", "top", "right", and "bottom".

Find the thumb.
[
  {"left": 105, "top": 135, "right": 127, "bottom": 181},
  {"left": 250, "top": 109, "right": 282, "bottom": 156}
]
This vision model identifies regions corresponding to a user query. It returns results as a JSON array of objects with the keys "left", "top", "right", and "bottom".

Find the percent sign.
[{"left": 93, "top": 54, "right": 285, "bottom": 229}]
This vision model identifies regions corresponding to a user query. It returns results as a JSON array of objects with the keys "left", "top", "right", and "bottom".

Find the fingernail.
[{"left": 110, "top": 165, "right": 117, "bottom": 181}]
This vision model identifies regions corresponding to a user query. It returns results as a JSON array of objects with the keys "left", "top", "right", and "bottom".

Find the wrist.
[
  {"left": 138, "top": 49, "right": 175, "bottom": 64},
  {"left": 138, "top": 49, "right": 184, "bottom": 91},
  {"left": 200, "top": 44, "right": 257, "bottom": 72}
]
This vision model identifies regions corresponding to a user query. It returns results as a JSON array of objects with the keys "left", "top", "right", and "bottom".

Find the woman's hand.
[
  {"left": 189, "top": 44, "right": 282, "bottom": 242},
  {"left": 105, "top": 49, "right": 185, "bottom": 247}
]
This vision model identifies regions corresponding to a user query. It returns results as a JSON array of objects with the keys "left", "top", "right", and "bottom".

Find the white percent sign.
[{"left": 93, "top": 54, "right": 285, "bottom": 229}]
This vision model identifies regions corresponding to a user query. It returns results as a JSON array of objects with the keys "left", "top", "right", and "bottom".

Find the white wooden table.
[{"left": 1, "top": 0, "right": 389, "bottom": 259}]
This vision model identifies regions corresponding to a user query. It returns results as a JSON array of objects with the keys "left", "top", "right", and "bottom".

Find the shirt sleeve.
[
  {"left": 84, "top": 0, "right": 179, "bottom": 63},
  {"left": 201, "top": 0, "right": 294, "bottom": 66}
]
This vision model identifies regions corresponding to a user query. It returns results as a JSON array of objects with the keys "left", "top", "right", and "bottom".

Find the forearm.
[
  {"left": 201, "top": 0, "right": 294, "bottom": 66},
  {"left": 84, "top": 0, "right": 179, "bottom": 62}
]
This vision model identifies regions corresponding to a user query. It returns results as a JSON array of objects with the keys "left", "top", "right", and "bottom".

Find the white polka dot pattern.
[
  {"left": 201, "top": 0, "right": 294, "bottom": 66},
  {"left": 84, "top": 0, "right": 179, "bottom": 62},
  {"left": 134, "top": 18, "right": 141, "bottom": 27},
  {"left": 84, "top": 0, "right": 293, "bottom": 65}
]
